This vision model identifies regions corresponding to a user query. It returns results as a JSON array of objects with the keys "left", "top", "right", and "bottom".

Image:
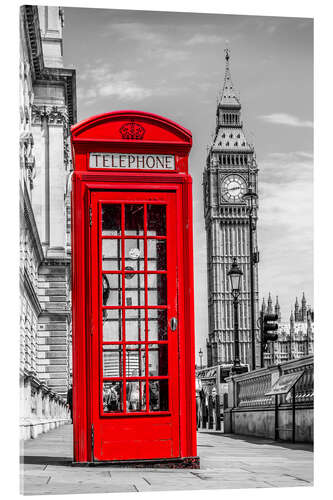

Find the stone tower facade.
[
  {"left": 19, "top": 5, "right": 76, "bottom": 439},
  {"left": 203, "top": 49, "right": 259, "bottom": 367}
]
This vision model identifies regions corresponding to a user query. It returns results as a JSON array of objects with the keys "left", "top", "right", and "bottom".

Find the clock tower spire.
[{"left": 204, "top": 49, "right": 259, "bottom": 368}]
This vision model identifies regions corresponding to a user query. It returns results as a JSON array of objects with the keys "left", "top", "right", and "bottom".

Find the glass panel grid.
[{"left": 100, "top": 202, "right": 169, "bottom": 415}]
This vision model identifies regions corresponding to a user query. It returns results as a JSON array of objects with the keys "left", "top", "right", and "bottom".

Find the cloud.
[
  {"left": 258, "top": 113, "right": 313, "bottom": 128},
  {"left": 184, "top": 34, "right": 224, "bottom": 46},
  {"left": 78, "top": 65, "right": 153, "bottom": 104},
  {"left": 101, "top": 22, "right": 162, "bottom": 44},
  {"left": 257, "top": 150, "right": 313, "bottom": 315}
]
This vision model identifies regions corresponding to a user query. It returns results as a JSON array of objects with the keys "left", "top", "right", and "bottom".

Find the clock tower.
[{"left": 203, "top": 49, "right": 259, "bottom": 368}]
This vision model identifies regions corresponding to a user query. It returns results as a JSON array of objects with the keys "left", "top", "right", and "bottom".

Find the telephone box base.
[{"left": 72, "top": 456, "right": 200, "bottom": 469}]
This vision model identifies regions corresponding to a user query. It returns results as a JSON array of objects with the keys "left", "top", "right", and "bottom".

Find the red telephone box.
[{"left": 70, "top": 110, "right": 198, "bottom": 466}]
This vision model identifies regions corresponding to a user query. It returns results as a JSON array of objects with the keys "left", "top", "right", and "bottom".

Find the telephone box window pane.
[
  {"left": 102, "top": 239, "right": 122, "bottom": 271},
  {"left": 149, "top": 380, "right": 169, "bottom": 412},
  {"left": 125, "top": 273, "right": 145, "bottom": 306},
  {"left": 102, "top": 274, "right": 122, "bottom": 306},
  {"left": 103, "top": 346, "right": 123, "bottom": 377},
  {"left": 125, "top": 204, "right": 144, "bottom": 235},
  {"left": 103, "top": 309, "right": 122, "bottom": 342},
  {"left": 125, "top": 310, "right": 145, "bottom": 342},
  {"left": 126, "top": 381, "right": 146, "bottom": 412},
  {"left": 147, "top": 240, "right": 167, "bottom": 270},
  {"left": 126, "top": 345, "right": 146, "bottom": 377},
  {"left": 148, "top": 344, "right": 168, "bottom": 376},
  {"left": 103, "top": 382, "right": 123, "bottom": 413},
  {"left": 124, "top": 239, "right": 144, "bottom": 270},
  {"left": 102, "top": 204, "right": 121, "bottom": 236},
  {"left": 147, "top": 309, "right": 168, "bottom": 341},
  {"left": 147, "top": 205, "right": 166, "bottom": 236},
  {"left": 147, "top": 274, "right": 167, "bottom": 305}
]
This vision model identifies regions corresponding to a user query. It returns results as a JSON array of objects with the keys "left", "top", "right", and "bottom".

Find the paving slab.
[{"left": 21, "top": 424, "right": 313, "bottom": 495}]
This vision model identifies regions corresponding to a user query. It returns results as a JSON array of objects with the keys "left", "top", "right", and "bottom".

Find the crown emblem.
[{"left": 119, "top": 122, "right": 145, "bottom": 140}]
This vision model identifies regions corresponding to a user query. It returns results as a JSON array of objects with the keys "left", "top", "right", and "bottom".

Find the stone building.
[
  {"left": 203, "top": 49, "right": 259, "bottom": 368},
  {"left": 262, "top": 294, "right": 314, "bottom": 366},
  {"left": 19, "top": 5, "right": 76, "bottom": 439}
]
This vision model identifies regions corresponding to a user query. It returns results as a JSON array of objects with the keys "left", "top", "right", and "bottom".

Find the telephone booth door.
[{"left": 91, "top": 191, "right": 180, "bottom": 461}]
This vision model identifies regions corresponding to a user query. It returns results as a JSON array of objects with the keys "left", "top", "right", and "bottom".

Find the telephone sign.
[
  {"left": 70, "top": 111, "right": 198, "bottom": 467},
  {"left": 89, "top": 152, "right": 175, "bottom": 170}
]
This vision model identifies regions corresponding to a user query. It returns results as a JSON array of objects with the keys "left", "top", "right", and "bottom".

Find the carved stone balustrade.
[{"left": 224, "top": 355, "right": 313, "bottom": 443}]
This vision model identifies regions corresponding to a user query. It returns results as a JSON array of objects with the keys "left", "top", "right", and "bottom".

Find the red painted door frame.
[{"left": 71, "top": 111, "right": 198, "bottom": 466}]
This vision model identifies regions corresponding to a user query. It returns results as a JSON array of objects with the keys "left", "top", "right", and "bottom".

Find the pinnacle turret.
[
  {"left": 218, "top": 48, "right": 241, "bottom": 110},
  {"left": 267, "top": 292, "right": 273, "bottom": 314},
  {"left": 295, "top": 296, "right": 300, "bottom": 321},
  {"left": 301, "top": 292, "right": 307, "bottom": 321},
  {"left": 261, "top": 298, "right": 266, "bottom": 314},
  {"left": 275, "top": 296, "right": 281, "bottom": 322}
]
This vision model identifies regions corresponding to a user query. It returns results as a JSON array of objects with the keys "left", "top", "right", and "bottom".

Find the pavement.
[{"left": 21, "top": 424, "right": 313, "bottom": 495}]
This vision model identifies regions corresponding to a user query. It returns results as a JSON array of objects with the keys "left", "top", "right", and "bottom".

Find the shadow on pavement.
[
  {"left": 21, "top": 456, "right": 72, "bottom": 466},
  {"left": 198, "top": 431, "right": 313, "bottom": 452}
]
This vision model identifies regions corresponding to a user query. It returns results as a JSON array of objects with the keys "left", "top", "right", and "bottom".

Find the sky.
[{"left": 62, "top": 8, "right": 313, "bottom": 363}]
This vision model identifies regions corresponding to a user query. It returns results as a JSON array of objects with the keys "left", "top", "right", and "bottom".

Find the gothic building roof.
[
  {"left": 218, "top": 48, "right": 241, "bottom": 108},
  {"left": 210, "top": 48, "right": 253, "bottom": 155},
  {"left": 212, "top": 127, "right": 251, "bottom": 151}
]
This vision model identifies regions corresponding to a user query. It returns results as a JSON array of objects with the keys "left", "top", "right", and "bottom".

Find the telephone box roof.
[{"left": 71, "top": 110, "right": 192, "bottom": 148}]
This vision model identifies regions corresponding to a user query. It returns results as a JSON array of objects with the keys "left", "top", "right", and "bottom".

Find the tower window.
[
  {"left": 234, "top": 142, "right": 238, "bottom": 147},
  {"left": 226, "top": 141, "right": 229, "bottom": 146},
  {"left": 229, "top": 133, "right": 233, "bottom": 138},
  {"left": 242, "top": 141, "right": 245, "bottom": 146},
  {"left": 237, "top": 134, "right": 240, "bottom": 138},
  {"left": 222, "top": 133, "right": 225, "bottom": 138}
]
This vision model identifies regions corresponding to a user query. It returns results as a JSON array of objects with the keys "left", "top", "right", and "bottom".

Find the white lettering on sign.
[{"left": 89, "top": 153, "right": 175, "bottom": 171}]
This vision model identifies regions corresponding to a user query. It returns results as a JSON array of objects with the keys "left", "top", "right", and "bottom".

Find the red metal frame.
[{"left": 71, "top": 111, "right": 197, "bottom": 465}]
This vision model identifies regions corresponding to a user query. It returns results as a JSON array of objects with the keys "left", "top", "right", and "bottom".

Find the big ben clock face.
[{"left": 221, "top": 175, "right": 246, "bottom": 202}]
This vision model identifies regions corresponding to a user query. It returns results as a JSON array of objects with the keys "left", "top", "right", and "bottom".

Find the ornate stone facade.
[
  {"left": 262, "top": 294, "right": 314, "bottom": 366},
  {"left": 19, "top": 5, "right": 76, "bottom": 439},
  {"left": 204, "top": 50, "right": 259, "bottom": 368}
]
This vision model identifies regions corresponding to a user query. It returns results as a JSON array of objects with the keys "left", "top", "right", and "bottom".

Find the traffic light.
[
  {"left": 260, "top": 312, "right": 279, "bottom": 367},
  {"left": 262, "top": 313, "right": 279, "bottom": 344}
]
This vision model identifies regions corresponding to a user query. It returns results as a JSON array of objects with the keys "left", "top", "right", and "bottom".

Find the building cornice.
[
  {"left": 22, "top": 5, "right": 44, "bottom": 81},
  {"left": 20, "top": 268, "right": 42, "bottom": 317},
  {"left": 22, "top": 6, "right": 76, "bottom": 126}
]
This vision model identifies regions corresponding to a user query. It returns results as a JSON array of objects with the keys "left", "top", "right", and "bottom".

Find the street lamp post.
[
  {"left": 243, "top": 185, "right": 258, "bottom": 371},
  {"left": 199, "top": 348, "right": 203, "bottom": 369},
  {"left": 228, "top": 258, "right": 243, "bottom": 373}
]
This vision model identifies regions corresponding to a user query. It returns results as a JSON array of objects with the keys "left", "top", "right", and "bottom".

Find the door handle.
[{"left": 170, "top": 317, "right": 178, "bottom": 331}]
